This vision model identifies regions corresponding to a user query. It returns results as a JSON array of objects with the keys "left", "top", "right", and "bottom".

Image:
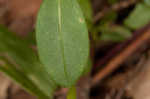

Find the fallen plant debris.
[
  {"left": 92, "top": 23, "right": 150, "bottom": 86},
  {"left": 0, "top": 0, "right": 150, "bottom": 99}
]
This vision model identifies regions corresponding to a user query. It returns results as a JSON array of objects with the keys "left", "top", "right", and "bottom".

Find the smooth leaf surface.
[
  {"left": 78, "top": 0, "right": 92, "bottom": 22},
  {"left": 0, "top": 57, "right": 48, "bottom": 99},
  {"left": 124, "top": 3, "right": 150, "bottom": 29},
  {"left": 99, "top": 25, "right": 131, "bottom": 42},
  {"left": 36, "top": 0, "right": 89, "bottom": 87},
  {"left": 144, "top": 0, "right": 150, "bottom": 6},
  {"left": 0, "top": 26, "right": 57, "bottom": 98},
  {"left": 82, "top": 58, "right": 92, "bottom": 75},
  {"left": 78, "top": 0, "right": 93, "bottom": 29}
]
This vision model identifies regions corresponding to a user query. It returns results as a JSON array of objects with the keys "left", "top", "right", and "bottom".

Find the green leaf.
[
  {"left": 77, "top": 0, "right": 92, "bottom": 22},
  {"left": 100, "top": 11, "right": 117, "bottom": 25},
  {"left": 99, "top": 25, "right": 132, "bottom": 42},
  {"left": 82, "top": 58, "right": 92, "bottom": 75},
  {"left": 67, "top": 86, "right": 77, "bottom": 99},
  {"left": 0, "top": 26, "right": 57, "bottom": 98},
  {"left": 124, "top": 3, "right": 150, "bottom": 29},
  {"left": 78, "top": 0, "right": 93, "bottom": 29},
  {"left": 144, "top": 0, "right": 150, "bottom": 6},
  {"left": 36, "top": 0, "right": 89, "bottom": 87},
  {"left": 0, "top": 57, "right": 48, "bottom": 99}
]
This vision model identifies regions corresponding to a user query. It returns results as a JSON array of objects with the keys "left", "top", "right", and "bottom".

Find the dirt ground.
[
  {"left": 0, "top": 0, "right": 41, "bottom": 98},
  {"left": 0, "top": 0, "right": 150, "bottom": 99}
]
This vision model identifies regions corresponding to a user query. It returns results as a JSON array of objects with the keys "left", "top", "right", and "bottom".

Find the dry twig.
[
  {"left": 94, "top": 0, "right": 139, "bottom": 23},
  {"left": 92, "top": 27, "right": 150, "bottom": 86}
]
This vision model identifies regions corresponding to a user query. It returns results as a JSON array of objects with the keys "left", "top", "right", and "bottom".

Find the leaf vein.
[{"left": 58, "top": 0, "right": 69, "bottom": 84}]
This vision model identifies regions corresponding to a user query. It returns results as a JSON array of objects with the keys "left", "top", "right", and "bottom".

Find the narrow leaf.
[
  {"left": 0, "top": 57, "right": 48, "bottom": 99},
  {"left": 0, "top": 26, "right": 57, "bottom": 98},
  {"left": 124, "top": 3, "right": 150, "bottom": 29},
  {"left": 100, "top": 25, "right": 132, "bottom": 42},
  {"left": 36, "top": 0, "right": 89, "bottom": 87}
]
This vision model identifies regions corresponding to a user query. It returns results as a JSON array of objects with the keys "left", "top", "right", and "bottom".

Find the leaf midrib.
[{"left": 58, "top": 0, "right": 69, "bottom": 84}]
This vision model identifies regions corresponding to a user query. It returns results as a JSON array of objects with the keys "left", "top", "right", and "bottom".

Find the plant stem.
[{"left": 67, "top": 86, "right": 77, "bottom": 99}]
